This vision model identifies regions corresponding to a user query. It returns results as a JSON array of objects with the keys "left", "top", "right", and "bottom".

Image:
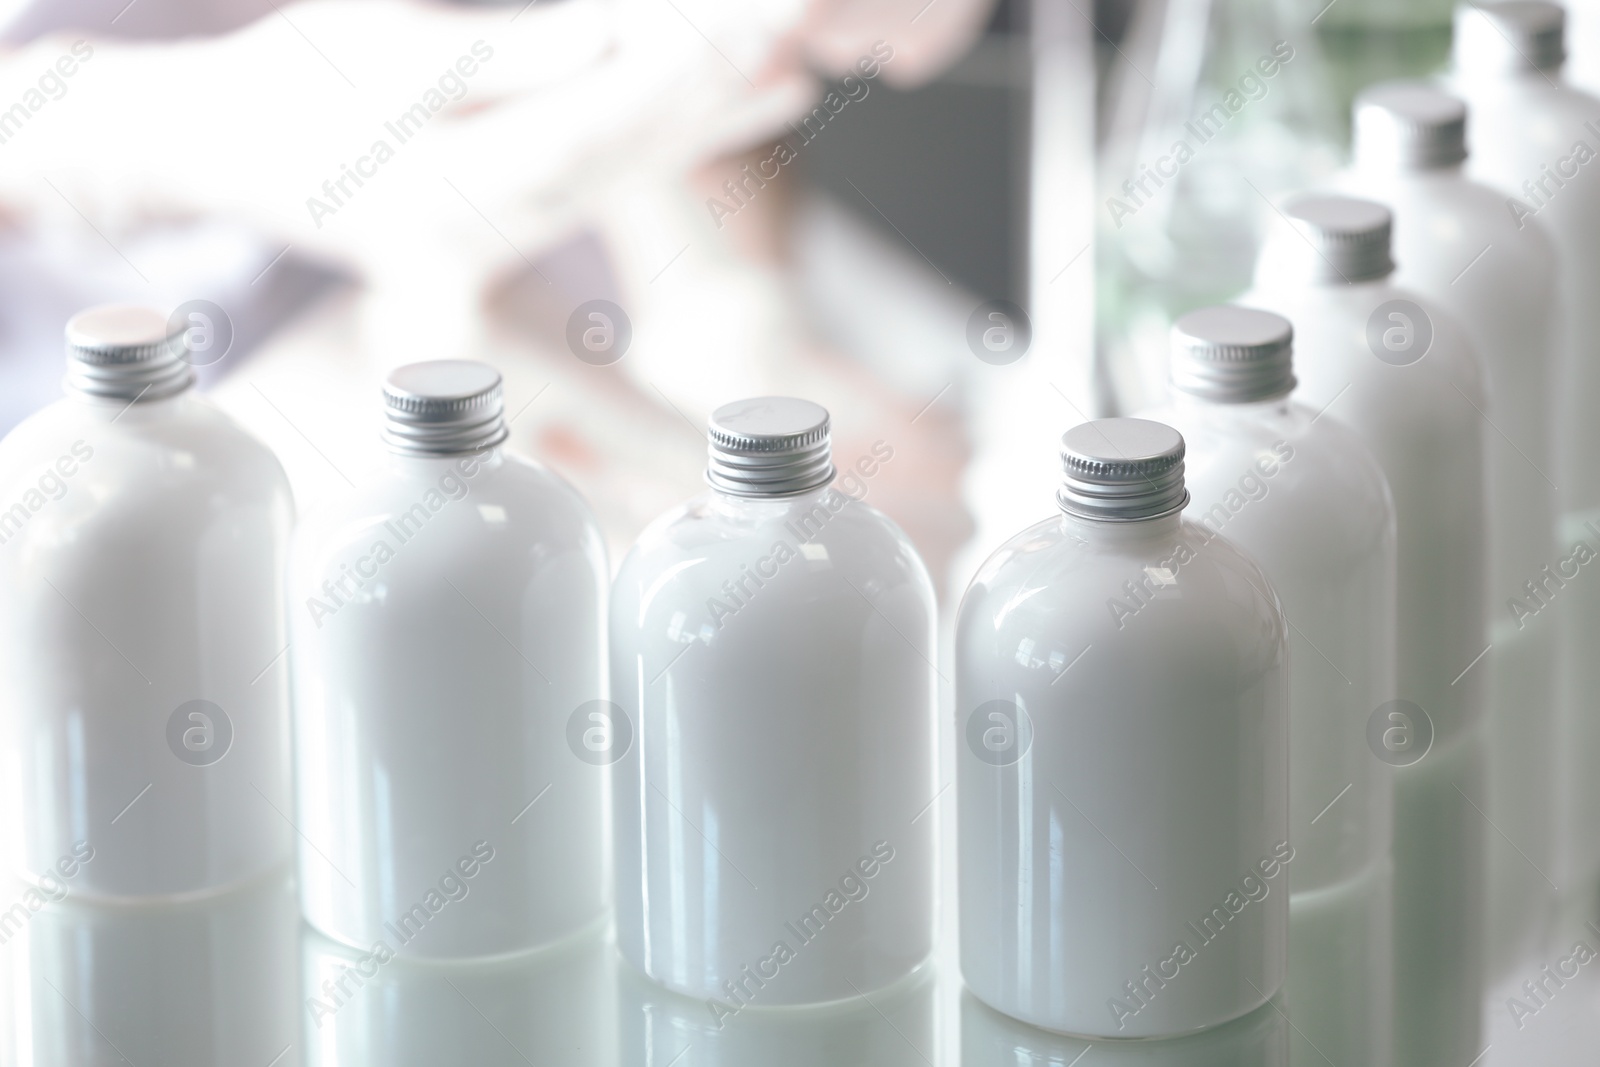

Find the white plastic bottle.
[
  {"left": 289, "top": 361, "right": 608, "bottom": 959},
  {"left": 1450, "top": 0, "right": 1600, "bottom": 909},
  {"left": 1338, "top": 80, "right": 1563, "bottom": 964},
  {"left": 957, "top": 417, "right": 1289, "bottom": 1038},
  {"left": 1143, "top": 307, "right": 1395, "bottom": 1067},
  {"left": 1248, "top": 196, "right": 1489, "bottom": 1067},
  {"left": 610, "top": 397, "right": 935, "bottom": 1007},
  {"left": 0, "top": 305, "right": 293, "bottom": 898}
]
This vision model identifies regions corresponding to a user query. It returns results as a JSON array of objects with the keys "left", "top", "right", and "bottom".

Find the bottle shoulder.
[
  {"left": 293, "top": 449, "right": 602, "bottom": 560},
  {"left": 957, "top": 515, "right": 1285, "bottom": 699},
  {"left": 1337, "top": 167, "right": 1558, "bottom": 268},
  {"left": 961, "top": 515, "right": 1280, "bottom": 629},
  {"left": 1242, "top": 281, "right": 1486, "bottom": 404},
  {"left": 1455, "top": 76, "right": 1600, "bottom": 202},
  {"left": 1148, "top": 401, "right": 1394, "bottom": 544},
  {"left": 0, "top": 392, "right": 290, "bottom": 512},
  {"left": 1454, "top": 73, "right": 1600, "bottom": 128},
  {"left": 613, "top": 487, "right": 932, "bottom": 620}
]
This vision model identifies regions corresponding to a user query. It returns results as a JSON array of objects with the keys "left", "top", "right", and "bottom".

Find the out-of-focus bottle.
[
  {"left": 0, "top": 305, "right": 293, "bottom": 899},
  {"left": 609, "top": 398, "right": 936, "bottom": 1006},
  {"left": 1339, "top": 77, "right": 1564, "bottom": 970},
  {"left": 957, "top": 416, "right": 1289, "bottom": 1037},
  {"left": 1248, "top": 196, "right": 1489, "bottom": 1067},
  {"left": 1144, "top": 306, "right": 1395, "bottom": 1067},
  {"left": 289, "top": 360, "right": 608, "bottom": 959},
  {"left": 1450, "top": 0, "right": 1600, "bottom": 916}
]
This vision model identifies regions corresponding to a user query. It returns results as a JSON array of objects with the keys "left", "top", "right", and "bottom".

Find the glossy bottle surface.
[
  {"left": 0, "top": 391, "right": 293, "bottom": 899},
  {"left": 1338, "top": 152, "right": 1563, "bottom": 964},
  {"left": 288, "top": 448, "right": 608, "bottom": 958},
  {"left": 957, "top": 510, "right": 1289, "bottom": 1038},
  {"left": 1452, "top": 55, "right": 1600, "bottom": 908},
  {"left": 1149, "top": 394, "right": 1395, "bottom": 1066},
  {"left": 1242, "top": 276, "right": 1487, "bottom": 743},
  {"left": 1245, "top": 272, "right": 1488, "bottom": 1067},
  {"left": 610, "top": 474, "right": 937, "bottom": 1005}
]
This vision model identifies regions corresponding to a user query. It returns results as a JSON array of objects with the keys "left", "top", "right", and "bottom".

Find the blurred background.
[
  {"left": 6, "top": 0, "right": 1600, "bottom": 1060},
  {"left": 0, "top": 0, "right": 1531, "bottom": 604}
]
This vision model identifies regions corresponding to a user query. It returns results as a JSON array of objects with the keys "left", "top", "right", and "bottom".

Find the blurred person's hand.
[
  {"left": 0, "top": 0, "right": 996, "bottom": 282},
  {"left": 791, "top": 0, "right": 1002, "bottom": 87},
  {"left": 0, "top": 1, "right": 803, "bottom": 270},
  {"left": 0, "top": 0, "right": 992, "bottom": 579}
]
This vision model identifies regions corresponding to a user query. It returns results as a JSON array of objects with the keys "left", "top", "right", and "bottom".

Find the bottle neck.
[
  {"left": 1308, "top": 270, "right": 1393, "bottom": 294},
  {"left": 1466, "top": 62, "right": 1565, "bottom": 88},
  {"left": 1060, "top": 509, "right": 1183, "bottom": 545},
  {"left": 706, "top": 479, "right": 838, "bottom": 517},
  {"left": 386, "top": 443, "right": 505, "bottom": 474},
  {"left": 1171, "top": 390, "right": 1293, "bottom": 419},
  {"left": 1357, "top": 157, "right": 1464, "bottom": 182}
]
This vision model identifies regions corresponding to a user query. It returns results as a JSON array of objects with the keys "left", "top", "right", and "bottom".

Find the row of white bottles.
[
  {"left": 1, "top": 6, "right": 1587, "bottom": 1042},
  {"left": 0, "top": 302, "right": 1302, "bottom": 1042},
  {"left": 1336, "top": 69, "right": 1565, "bottom": 981},
  {"left": 1451, "top": 0, "right": 1600, "bottom": 929},
  {"left": 0, "top": 261, "right": 1491, "bottom": 1052},
  {"left": 1239, "top": 2, "right": 1600, "bottom": 1059},
  {"left": 1249, "top": 195, "right": 1490, "bottom": 1067},
  {"left": 0, "top": 325, "right": 942, "bottom": 995}
]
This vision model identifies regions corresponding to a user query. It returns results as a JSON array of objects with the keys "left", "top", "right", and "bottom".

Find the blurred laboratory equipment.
[
  {"left": 1314, "top": 0, "right": 1457, "bottom": 127},
  {"left": 1095, "top": 0, "right": 1343, "bottom": 413}
]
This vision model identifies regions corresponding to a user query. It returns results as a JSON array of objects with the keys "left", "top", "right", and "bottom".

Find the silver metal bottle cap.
[
  {"left": 1355, "top": 82, "right": 1469, "bottom": 170},
  {"left": 1058, "top": 418, "right": 1189, "bottom": 522},
  {"left": 1455, "top": 1, "right": 1564, "bottom": 74},
  {"left": 1171, "top": 305, "right": 1296, "bottom": 404},
  {"left": 381, "top": 360, "right": 509, "bottom": 456},
  {"left": 1275, "top": 195, "right": 1396, "bottom": 284},
  {"left": 64, "top": 304, "right": 193, "bottom": 401},
  {"left": 706, "top": 397, "right": 835, "bottom": 497}
]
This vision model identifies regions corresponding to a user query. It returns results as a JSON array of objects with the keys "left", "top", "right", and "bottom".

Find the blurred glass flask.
[{"left": 1095, "top": 0, "right": 1343, "bottom": 413}]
